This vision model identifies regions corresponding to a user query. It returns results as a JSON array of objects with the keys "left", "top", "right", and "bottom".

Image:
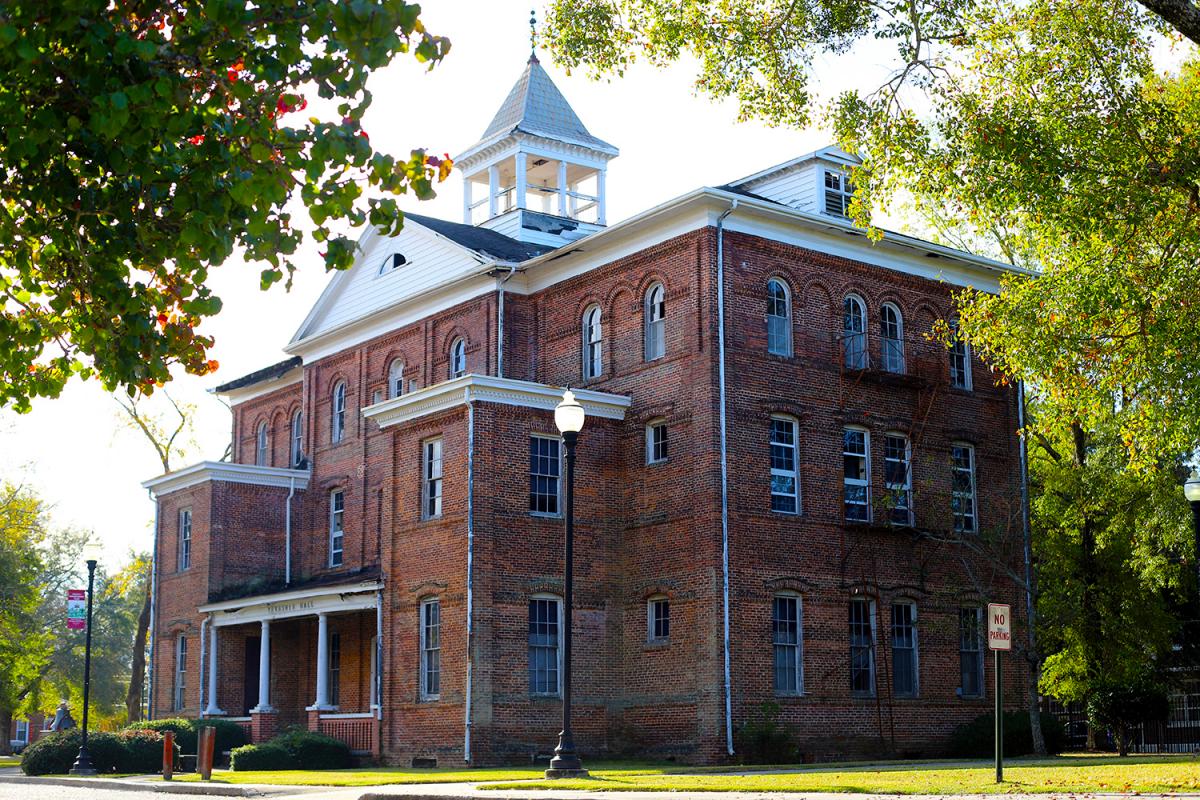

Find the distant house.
[{"left": 8, "top": 712, "right": 46, "bottom": 753}]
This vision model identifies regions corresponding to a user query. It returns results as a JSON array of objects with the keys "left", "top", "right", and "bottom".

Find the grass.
[{"left": 0, "top": 755, "right": 21, "bottom": 768}]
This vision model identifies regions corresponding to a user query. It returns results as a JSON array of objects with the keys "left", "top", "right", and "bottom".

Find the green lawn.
[{"left": 0, "top": 755, "right": 21, "bottom": 768}]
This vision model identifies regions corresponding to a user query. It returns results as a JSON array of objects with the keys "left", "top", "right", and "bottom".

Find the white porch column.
[
  {"left": 557, "top": 160, "right": 568, "bottom": 217},
  {"left": 310, "top": 612, "right": 332, "bottom": 709},
  {"left": 253, "top": 620, "right": 273, "bottom": 712},
  {"left": 462, "top": 176, "right": 473, "bottom": 224},
  {"left": 597, "top": 167, "right": 607, "bottom": 225},
  {"left": 514, "top": 151, "right": 527, "bottom": 211},
  {"left": 204, "top": 623, "right": 224, "bottom": 715},
  {"left": 487, "top": 165, "right": 499, "bottom": 218}
]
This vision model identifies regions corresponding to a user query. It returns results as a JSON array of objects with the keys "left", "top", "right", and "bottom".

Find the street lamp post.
[
  {"left": 546, "top": 389, "right": 588, "bottom": 779},
  {"left": 1185, "top": 469, "right": 1200, "bottom": 604},
  {"left": 70, "top": 539, "right": 103, "bottom": 776}
]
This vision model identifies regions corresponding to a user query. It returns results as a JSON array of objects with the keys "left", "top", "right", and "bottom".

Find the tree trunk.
[
  {"left": 1136, "top": 0, "right": 1200, "bottom": 46},
  {"left": 1027, "top": 656, "right": 1047, "bottom": 755},
  {"left": 125, "top": 578, "right": 152, "bottom": 724},
  {"left": 0, "top": 709, "right": 11, "bottom": 756}
]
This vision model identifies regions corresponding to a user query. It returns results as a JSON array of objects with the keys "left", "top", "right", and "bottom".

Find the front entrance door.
[{"left": 243, "top": 636, "right": 260, "bottom": 715}]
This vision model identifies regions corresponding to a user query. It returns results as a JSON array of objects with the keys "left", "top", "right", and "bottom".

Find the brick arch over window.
[
  {"left": 797, "top": 278, "right": 834, "bottom": 362},
  {"left": 270, "top": 410, "right": 287, "bottom": 466}
]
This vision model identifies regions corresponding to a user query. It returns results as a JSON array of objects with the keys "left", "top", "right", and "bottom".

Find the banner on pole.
[
  {"left": 67, "top": 589, "right": 86, "bottom": 630},
  {"left": 988, "top": 602, "right": 1012, "bottom": 651}
]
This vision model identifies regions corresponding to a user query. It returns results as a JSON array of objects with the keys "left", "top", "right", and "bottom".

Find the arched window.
[
  {"left": 449, "top": 338, "right": 466, "bottom": 379},
  {"left": 766, "top": 279, "right": 792, "bottom": 356},
  {"left": 843, "top": 295, "right": 867, "bottom": 370},
  {"left": 255, "top": 422, "right": 269, "bottom": 466},
  {"left": 644, "top": 283, "right": 665, "bottom": 361},
  {"left": 331, "top": 381, "right": 346, "bottom": 444},
  {"left": 582, "top": 305, "right": 602, "bottom": 380},
  {"left": 290, "top": 410, "right": 304, "bottom": 468},
  {"left": 880, "top": 303, "right": 905, "bottom": 374},
  {"left": 388, "top": 359, "right": 405, "bottom": 399}
]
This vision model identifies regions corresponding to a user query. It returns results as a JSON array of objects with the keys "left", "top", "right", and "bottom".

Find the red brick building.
[{"left": 144, "top": 54, "right": 1030, "bottom": 765}]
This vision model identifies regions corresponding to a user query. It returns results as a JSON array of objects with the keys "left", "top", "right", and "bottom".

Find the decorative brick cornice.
[{"left": 141, "top": 461, "right": 311, "bottom": 498}]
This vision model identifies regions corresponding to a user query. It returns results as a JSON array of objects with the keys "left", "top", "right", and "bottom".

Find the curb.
[{"left": 0, "top": 774, "right": 265, "bottom": 796}]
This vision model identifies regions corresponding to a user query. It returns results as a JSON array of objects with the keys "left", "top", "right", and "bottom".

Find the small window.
[
  {"left": 331, "top": 381, "right": 347, "bottom": 444},
  {"left": 843, "top": 427, "right": 870, "bottom": 522},
  {"left": 329, "top": 490, "right": 344, "bottom": 567},
  {"left": 952, "top": 443, "right": 977, "bottom": 533},
  {"left": 766, "top": 279, "right": 792, "bottom": 357},
  {"left": 388, "top": 359, "right": 405, "bottom": 399},
  {"left": 583, "top": 306, "right": 603, "bottom": 380},
  {"left": 449, "top": 338, "right": 467, "bottom": 379},
  {"left": 824, "top": 170, "right": 854, "bottom": 217},
  {"left": 644, "top": 284, "right": 666, "bottom": 361},
  {"left": 420, "top": 598, "right": 441, "bottom": 700},
  {"left": 891, "top": 602, "right": 918, "bottom": 698},
  {"left": 14, "top": 719, "right": 28, "bottom": 744},
  {"left": 178, "top": 508, "right": 192, "bottom": 571},
  {"left": 880, "top": 303, "right": 905, "bottom": 374},
  {"left": 529, "top": 435, "right": 562, "bottom": 515},
  {"left": 290, "top": 410, "right": 304, "bottom": 468},
  {"left": 174, "top": 635, "right": 187, "bottom": 712},
  {"left": 843, "top": 295, "right": 867, "bottom": 370},
  {"left": 949, "top": 319, "right": 972, "bottom": 390},
  {"left": 884, "top": 434, "right": 912, "bottom": 526},
  {"left": 646, "top": 420, "right": 669, "bottom": 464},
  {"left": 379, "top": 252, "right": 408, "bottom": 274},
  {"left": 648, "top": 596, "right": 670, "bottom": 642},
  {"left": 528, "top": 597, "right": 561, "bottom": 696},
  {"left": 959, "top": 607, "right": 984, "bottom": 698},
  {"left": 423, "top": 438, "right": 443, "bottom": 519},
  {"left": 770, "top": 416, "right": 800, "bottom": 514},
  {"left": 772, "top": 594, "right": 802, "bottom": 694},
  {"left": 849, "top": 597, "right": 876, "bottom": 696},
  {"left": 329, "top": 631, "right": 341, "bottom": 707},
  {"left": 255, "top": 422, "right": 269, "bottom": 466}
]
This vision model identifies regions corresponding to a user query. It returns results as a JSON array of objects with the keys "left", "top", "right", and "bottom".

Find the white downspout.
[
  {"left": 198, "top": 616, "right": 208, "bottom": 717},
  {"left": 147, "top": 488, "right": 159, "bottom": 720},
  {"left": 716, "top": 198, "right": 738, "bottom": 756},
  {"left": 463, "top": 396, "right": 476, "bottom": 762},
  {"left": 285, "top": 476, "right": 296, "bottom": 586},
  {"left": 496, "top": 264, "right": 517, "bottom": 379}
]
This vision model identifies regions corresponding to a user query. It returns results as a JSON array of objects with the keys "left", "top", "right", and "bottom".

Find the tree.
[{"left": 0, "top": 0, "right": 453, "bottom": 410}]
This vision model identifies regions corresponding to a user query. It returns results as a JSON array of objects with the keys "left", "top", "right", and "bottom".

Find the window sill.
[
  {"left": 644, "top": 638, "right": 670, "bottom": 650},
  {"left": 419, "top": 695, "right": 440, "bottom": 703},
  {"left": 775, "top": 691, "right": 807, "bottom": 699},
  {"left": 647, "top": 459, "right": 668, "bottom": 467},
  {"left": 770, "top": 508, "right": 802, "bottom": 517},
  {"left": 530, "top": 693, "right": 562, "bottom": 702},
  {"left": 530, "top": 512, "right": 563, "bottom": 520}
]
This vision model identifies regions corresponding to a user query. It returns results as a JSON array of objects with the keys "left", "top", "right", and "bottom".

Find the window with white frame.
[
  {"left": 644, "top": 283, "right": 666, "bottom": 361},
  {"left": 880, "top": 303, "right": 905, "bottom": 374},
  {"left": 528, "top": 596, "right": 561, "bottom": 696},
  {"left": 583, "top": 305, "right": 603, "bottom": 380},
  {"left": 420, "top": 598, "right": 441, "bottom": 699},
  {"left": 770, "top": 416, "right": 800, "bottom": 514},
  {"left": 772, "top": 594, "right": 802, "bottom": 694},
  {"left": 843, "top": 295, "right": 867, "bottom": 370},
  {"left": 329, "top": 631, "right": 341, "bottom": 706},
  {"left": 646, "top": 420, "right": 669, "bottom": 464},
  {"left": 766, "top": 279, "right": 792, "bottom": 356},
  {"left": 14, "top": 719, "right": 28, "bottom": 744},
  {"left": 178, "top": 508, "right": 192, "bottom": 571},
  {"left": 648, "top": 596, "right": 670, "bottom": 642},
  {"left": 388, "top": 359, "right": 405, "bottom": 399},
  {"left": 529, "top": 436, "right": 562, "bottom": 515},
  {"left": 449, "top": 338, "right": 466, "bottom": 379},
  {"left": 952, "top": 443, "right": 977, "bottom": 533},
  {"left": 174, "top": 635, "right": 187, "bottom": 711},
  {"left": 331, "top": 381, "right": 346, "bottom": 444},
  {"left": 849, "top": 597, "right": 876, "bottom": 696},
  {"left": 891, "top": 602, "right": 918, "bottom": 698},
  {"left": 949, "top": 320, "right": 972, "bottom": 389},
  {"left": 824, "top": 170, "right": 854, "bottom": 217},
  {"left": 255, "top": 421, "right": 269, "bottom": 466},
  {"left": 959, "top": 607, "right": 984, "bottom": 698},
  {"left": 290, "top": 410, "right": 304, "bottom": 468},
  {"left": 843, "top": 427, "right": 870, "bottom": 522},
  {"left": 884, "top": 433, "right": 912, "bottom": 526},
  {"left": 329, "top": 489, "right": 344, "bottom": 567},
  {"left": 422, "top": 438, "right": 443, "bottom": 519}
]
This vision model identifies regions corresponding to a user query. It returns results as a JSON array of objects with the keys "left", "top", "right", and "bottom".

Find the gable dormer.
[
  {"left": 728, "top": 146, "right": 860, "bottom": 218},
  {"left": 454, "top": 54, "right": 619, "bottom": 249}
]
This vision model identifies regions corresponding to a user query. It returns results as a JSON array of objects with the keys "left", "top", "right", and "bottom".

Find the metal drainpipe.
[
  {"left": 285, "top": 476, "right": 296, "bottom": 586},
  {"left": 463, "top": 395, "right": 475, "bottom": 762},
  {"left": 716, "top": 198, "right": 739, "bottom": 756},
  {"left": 147, "top": 488, "right": 159, "bottom": 721},
  {"left": 198, "top": 616, "right": 207, "bottom": 717},
  {"left": 496, "top": 264, "right": 517, "bottom": 378},
  {"left": 375, "top": 589, "right": 383, "bottom": 721}
]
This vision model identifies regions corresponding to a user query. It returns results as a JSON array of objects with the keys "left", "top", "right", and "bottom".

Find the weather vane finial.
[{"left": 529, "top": 9, "right": 538, "bottom": 60}]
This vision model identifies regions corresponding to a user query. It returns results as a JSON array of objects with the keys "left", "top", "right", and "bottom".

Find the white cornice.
[
  {"left": 362, "top": 374, "right": 631, "bottom": 429},
  {"left": 142, "top": 461, "right": 311, "bottom": 498},
  {"left": 200, "top": 579, "right": 382, "bottom": 626},
  {"left": 217, "top": 367, "right": 303, "bottom": 406}
]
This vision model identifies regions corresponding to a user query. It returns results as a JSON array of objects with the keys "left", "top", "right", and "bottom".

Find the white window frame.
[
  {"left": 849, "top": 597, "right": 877, "bottom": 697},
  {"left": 891, "top": 601, "right": 919, "bottom": 698},
  {"left": 843, "top": 295, "right": 867, "bottom": 370},
  {"left": 528, "top": 595, "right": 563, "bottom": 697},
  {"left": 884, "top": 433, "right": 913, "bottom": 526},
  {"left": 769, "top": 415, "right": 800, "bottom": 515},
  {"left": 420, "top": 598, "right": 441, "bottom": 701},
  {"left": 582, "top": 305, "right": 603, "bottom": 380},
  {"left": 646, "top": 419, "right": 669, "bottom": 465},
  {"left": 290, "top": 410, "right": 303, "bottom": 468},
  {"left": 449, "top": 338, "right": 467, "bottom": 379},
  {"left": 255, "top": 422, "right": 269, "bottom": 466},
  {"left": 647, "top": 595, "right": 670, "bottom": 643},
  {"left": 329, "top": 630, "right": 341, "bottom": 707},
  {"left": 388, "top": 359, "right": 405, "bottom": 399},
  {"left": 329, "top": 489, "right": 344, "bottom": 567},
  {"left": 766, "top": 279, "right": 792, "bottom": 357},
  {"left": 14, "top": 719, "right": 28, "bottom": 744},
  {"left": 422, "top": 438, "right": 443, "bottom": 520},
  {"left": 178, "top": 508, "right": 192, "bottom": 571},
  {"left": 174, "top": 635, "right": 187, "bottom": 712},
  {"left": 824, "top": 169, "right": 854, "bottom": 217},
  {"left": 529, "top": 435, "right": 563, "bottom": 517},
  {"left": 880, "top": 302, "right": 905, "bottom": 374},
  {"left": 772, "top": 593, "right": 803, "bottom": 695},
  {"left": 949, "top": 320, "right": 973, "bottom": 390},
  {"left": 952, "top": 443, "right": 978, "bottom": 533},
  {"left": 959, "top": 606, "right": 985, "bottom": 698},
  {"left": 331, "top": 381, "right": 346, "bottom": 444},
  {"left": 843, "top": 426, "right": 871, "bottom": 522},
  {"left": 644, "top": 283, "right": 666, "bottom": 361}
]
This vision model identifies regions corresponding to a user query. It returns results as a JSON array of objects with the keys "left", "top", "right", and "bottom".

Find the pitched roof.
[
  {"left": 403, "top": 212, "right": 554, "bottom": 262},
  {"left": 475, "top": 55, "right": 618, "bottom": 155},
  {"left": 213, "top": 356, "right": 301, "bottom": 393}
]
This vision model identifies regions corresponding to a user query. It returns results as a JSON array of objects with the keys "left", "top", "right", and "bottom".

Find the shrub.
[
  {"left": 125, "top": 717, "right": 247, "bottom": 755},
  {"left": 126, "top": 718, "right": 196, "bottom": 753},
  {"left": 20, "top": 730, "right": 128, "bottom": 775},
  {"left": 947, "top": 710, "right": 1066, "bottom": 758},
  {"left": 230, "top": 743, "right": 296, "bottom": 771},
  {"left": 735, "top": 702, "right": 798, "bottom": 765},
  {"left": 193, "top": 719, "right": 249, "bottom": 754},
  {"left": 1088, "top": 677, "right": 1170, "bottom": 756},
  {"left": 116, "top": 729, "right": 176, "bottom": 773},
  {"left": 271, "top": 728, "right": 353, "bottom": 770}
]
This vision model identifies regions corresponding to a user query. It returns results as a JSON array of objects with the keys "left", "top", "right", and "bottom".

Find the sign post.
[
  {"left": 66, "top": 589, "right": 86, "bottom": 630},
  {"left": 988, "top": 603, "right": 1012, "bottom": 783}
]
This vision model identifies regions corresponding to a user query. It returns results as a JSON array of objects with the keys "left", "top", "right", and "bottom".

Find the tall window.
[
  {"left": 952, "top": 443, "right": 977, "bottom": 533},
  {"left": 770, "top": 416, "right": 800, "bottom": 514},
  {"left": 949, "top": 320, "right": 972, "bottom": 389},
  {"left": 388, "top": 359, "right": 405, "bottom": 399},
  {"left": 14, "top": 719, "right": 28, "bottom": 744},
  {"left": 528, "top": 597, "right": 561, "bottom": 696},
  {"left": 843, "top": 427, "right": 870, "bottom": 522},
  {"left": 420, "top": 598, "right": 441, "bottom": 700},
  {"left": 959, "top": 607, "right": 984, "bottom": 698},
  {"left": 843, "top": 295, "right": 867, "bottom": 369},
  {"left": 648, "top": 596, "right": 670, "bottom": 642},
  {"left": 422, "top": 438, "right": 443, "bottom": 519},
  {"left": 646, "top": 420, "right": 669, "bottom": 464},
  {"left": 884, "top": 434, "right": 912, "bottom": 526},
  {"left": 449, "top": 338, "right": 466, "bottom": 379},
  {"left": 329, "top": 631, "right": 341, "bottom": 706},
  {"left": 824, "top": 170, "right": 854, "bottom": 217},
  {"left": 773, "top": 595, "right": 802, "bottom": 694},
  {"left": 891, "top": 602, "right": 918, "bottom": 698},
  {"left": 849, "top": 598, "right": 875, "bottom": 696},
  {"left": 880, "top": 303, "right": 905, "bottom": 374},
  {"left": 766, "top": 279, "right": 792, "bottom": 356},
  {"left": 255, "top": 422, "right": 269, "bottom": 466},
  {"left": 178, "top": 508, "right": 192, "bottom": 571},
  {"left": 329, "top": 490, "right": 344, "bottom": 567},
  {"left": 644, "top": 283, "right": 666, "bottom": 361},
  {"left": 583, "top": 306, "right": 603, "bottom": 380},
  {"left": 529, "top": 436, "right": 561, "bottom": 515},
  {"left": 174, "top": 635, "right": 187, "bottom": 711},
  {"left": 331, "top": 381, "right": 346, "bottom": 443},
  {"left": 290, "top": 410, "right": 304, "bottom": 468}
]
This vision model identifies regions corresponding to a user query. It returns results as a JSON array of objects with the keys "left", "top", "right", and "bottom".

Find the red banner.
[{"left": 67, "top": 589, "right": 86, "bottom": 630}]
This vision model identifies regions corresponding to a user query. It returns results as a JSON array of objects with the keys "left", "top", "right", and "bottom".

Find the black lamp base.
[
  {"left": 545, "top": 767, "right": 590, "bottom": 779},
  {"left": 69, "top": 747, "right": 97, "bottom": 776}
]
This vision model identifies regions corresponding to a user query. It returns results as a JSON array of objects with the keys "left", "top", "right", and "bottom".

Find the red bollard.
[
  {"left": 162, "top": 730, "right": 174, "bottom": 781},
  {"left": 199, "top": 726, "right": 215, "bottom": 780}
]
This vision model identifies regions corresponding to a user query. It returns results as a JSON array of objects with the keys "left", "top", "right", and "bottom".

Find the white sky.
[{"left": 0, "top": 0, "right": 911, "bottom": 566}]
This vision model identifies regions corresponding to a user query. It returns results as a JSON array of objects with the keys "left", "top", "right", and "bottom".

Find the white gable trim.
[
  {"left": 142, "top": 461, "right": 311, "bottom": 497},
  {"left": 730, "top": 146, "right": 861, "bottom": 188}
]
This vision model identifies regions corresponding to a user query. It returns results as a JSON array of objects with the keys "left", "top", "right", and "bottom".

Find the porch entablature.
[
  {"left": 199, "top": 579, "right": 381, "bottom": 628},
  {"left": 142, "top": 461, "right": 311, "bottom": 499}
]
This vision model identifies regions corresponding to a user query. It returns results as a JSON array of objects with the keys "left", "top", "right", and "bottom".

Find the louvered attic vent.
[{"left": 379, "top": 253, "right": 408, "bottom": 274}]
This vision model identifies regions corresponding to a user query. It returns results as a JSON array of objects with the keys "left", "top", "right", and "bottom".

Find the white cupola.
[{"left": 454, "top": 53, "right": 619, "bottom": 248}]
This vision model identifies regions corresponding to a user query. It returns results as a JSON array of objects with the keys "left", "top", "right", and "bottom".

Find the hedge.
[
  {"left": 20, "top": 729, "right": 177, "bottom": 775},
  {"left": 947, "top": 710, "right": 1067, "bottom": 758},
  {"left": 230, "top": 729, "right": 352, "bottom": 771},
  {"left": 230, "top": 743, "right": 296, "bottom": 771},
  {"left": 125, "top": 717, "right": 248, "bottom": 754}
]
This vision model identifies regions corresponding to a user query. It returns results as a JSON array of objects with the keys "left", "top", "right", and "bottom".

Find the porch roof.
[{"left": 199, "top": 578, "right": 381, "bottom": 627}]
